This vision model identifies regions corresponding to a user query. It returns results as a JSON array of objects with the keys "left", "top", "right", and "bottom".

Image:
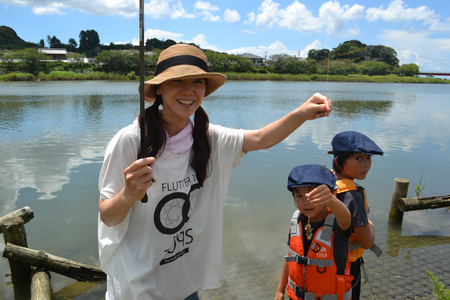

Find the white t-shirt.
[{"left": 98, "top": 120, "right": 245, "bottom": 300}]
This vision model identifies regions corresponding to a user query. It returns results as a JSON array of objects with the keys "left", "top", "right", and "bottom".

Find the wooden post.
[
  {"left": 385, "top": 222, "right": 402, "bottom": 257},
  {"left": 0, "top": 207, "right": 34, "bottom": 300},
  {"left": 30, "top": 268, "right": 51, "bottom": 300},
  {"left": 388, "top": 178, "right": 409, "bottom": 223}
]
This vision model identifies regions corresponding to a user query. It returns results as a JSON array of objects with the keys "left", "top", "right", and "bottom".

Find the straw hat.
[{"left": 141, "top": 44, "right": 227, "bottom": 101}]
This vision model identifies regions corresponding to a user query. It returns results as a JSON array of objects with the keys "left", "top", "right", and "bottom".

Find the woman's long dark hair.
[{"left": 140, "top": 94, "right": 211, "bottom": 186}]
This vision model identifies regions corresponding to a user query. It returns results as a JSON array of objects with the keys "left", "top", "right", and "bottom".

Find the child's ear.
[{"left": 333, "top": 156, "right": 338, "bottom": 168}]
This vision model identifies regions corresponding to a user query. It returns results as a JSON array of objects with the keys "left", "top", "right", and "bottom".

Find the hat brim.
[
  {"left": 139, "top": 65, "right": 227, "bottom": 102},
  {"left": 328, "top": 150, "right": 384, "bottom": 156}
]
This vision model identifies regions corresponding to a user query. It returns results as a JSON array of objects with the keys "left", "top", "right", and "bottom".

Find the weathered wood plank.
[
  {"left": 398, "top": 194, "right": 450, "bottom": 212},
  {"left": 3, "top": 243, "right": 106, "bottom": 282},
  {"left": 0, "top": 207, "right": 34, "bottom": 233}
]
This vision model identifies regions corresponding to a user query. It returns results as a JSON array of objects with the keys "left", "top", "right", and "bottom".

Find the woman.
[{"left": 98, "top": 43, "right": 332, "bottom": 300}]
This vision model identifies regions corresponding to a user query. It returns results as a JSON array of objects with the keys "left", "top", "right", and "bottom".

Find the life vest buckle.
[
  {"left": 294, "top": 285, "right": 305, "bottom": 299},
  {"left": 295, "top": 255, "right": 309, "bottom": 265}
]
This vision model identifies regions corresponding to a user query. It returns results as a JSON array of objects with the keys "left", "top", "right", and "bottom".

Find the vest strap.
[
  {"left": 350, "top": 242, "right": 383, "bottom": 258},
  {"left": 285, "top": 249, "right": 334, "bottom": 267},
  {"left": 288, "top": 278, "right": 352, "bottom": 300},
  {"left": 290, "top": 210, "right": 301, "bottom": 236}
]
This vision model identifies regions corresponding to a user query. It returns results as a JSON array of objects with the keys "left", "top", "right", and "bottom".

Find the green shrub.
[{"left": 427, "top": 271, "right": 450, "bottom": 300}]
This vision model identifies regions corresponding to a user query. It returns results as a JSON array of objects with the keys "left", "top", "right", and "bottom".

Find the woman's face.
[
  {"left": 156, "top": 78, "right": 206, "bottom": 123},
  {"left": 339, "top": 153, "right": 372, "bottom": 180}
]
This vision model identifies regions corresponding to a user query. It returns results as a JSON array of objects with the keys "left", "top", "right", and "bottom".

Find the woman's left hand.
[{"left": 300, "top": 92, "right": 332, "bottom": 120}]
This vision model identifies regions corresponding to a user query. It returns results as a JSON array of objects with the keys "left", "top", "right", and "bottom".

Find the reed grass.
[
  {"left": 38, "top": 71, "right": 129, "bottom": 81},
  {"left": 0, "top": 71, "right": 448, "bottom": 84}
]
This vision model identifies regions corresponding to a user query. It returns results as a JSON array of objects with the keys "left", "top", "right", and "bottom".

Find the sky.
[{"left": 1, "top": 0, "right": 450, "bottom": 73}]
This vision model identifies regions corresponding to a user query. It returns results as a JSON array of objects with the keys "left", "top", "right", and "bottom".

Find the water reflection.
[
  {"left": 386, "top": 222, "right": 450, "bottom": 257},
  {"left": 333, "top": 100, "right": 393, "bottom": 118}
]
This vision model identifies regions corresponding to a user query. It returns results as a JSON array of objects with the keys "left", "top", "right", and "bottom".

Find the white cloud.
[
  {"left": 366, "top": 0, "right": 450, "bottom": 32},
  {"left": 245, "top": 11, "right": 256, "bottom": 25},
  {"left": 224, "top": 9, "right": 240, "bottom": 23},
  {"left": 242, "top": 29, "right": 258, "bottom": 35},
  {"left": 194, "top": 0, "right": 221, "bottom": 21},
  {"left": 191, "top": 33, "right": 220, "bottom": 51},
  {"left": 378, "top": 29, "right": 450, "bottom": 71},
  {"left": 319, "top": 1, "right": 364, "bottom": 34},
  {"left": 32, "top": 2, "right": 66, "bottom": 15},
  {"left": 255, "top": 0, "right": 280, "bottom": 28},
  {"left": 194, "top": 1, "right": 219, "bottom": 12},
  {"left": 279, "top": 1, "right": 322, "bottom": 34},
  {"left": 227, "top": 39, "right": 292, "bottom": 58},
  {"left": 248, "top": 0, "right": 364, "bottom": 36},
  {"left": 300, "top": 39, "right": 322, "bottom": 58},
  {"left": 147, "top": 0, "right": 194, "bottom": 19}
]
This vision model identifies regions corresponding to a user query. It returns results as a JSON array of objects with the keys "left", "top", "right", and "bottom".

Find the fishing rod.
[{"left": 139, "top": 0, "right": 148, "bottom": 203}]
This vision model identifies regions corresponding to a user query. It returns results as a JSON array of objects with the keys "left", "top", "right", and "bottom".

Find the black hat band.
[{"left": 155, "top": 55, "right": 208, "bottom": 76}]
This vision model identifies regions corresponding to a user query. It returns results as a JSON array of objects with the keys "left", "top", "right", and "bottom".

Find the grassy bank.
[
  {"left": 0, "top": 71, "right": 448, "bottom": 84},
  {"left": 0, "top": 71, "right": 130, "bottom": 81},
  {"left": 224, "top": 72, "right": 450, "bottom": 84}
]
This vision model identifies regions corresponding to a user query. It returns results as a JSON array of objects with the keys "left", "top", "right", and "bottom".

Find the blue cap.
[
  {"left": 287, "top": 164, "right": 337, "bottom": 192},
  {"left": 330, "top": 131, "right": 383, "bottom": 156}
]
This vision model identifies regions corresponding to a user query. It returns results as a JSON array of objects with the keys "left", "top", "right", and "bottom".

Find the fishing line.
[{"left": 323, "top": 14, "right": 332, "bottom": 168}]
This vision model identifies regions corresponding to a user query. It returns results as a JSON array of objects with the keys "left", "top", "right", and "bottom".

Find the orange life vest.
[
  {"left": 286, "top": 210, "right": 353, "bottom": 300},
  {"left": 335, "top": 178, "right": 382, "bottom": 262}
]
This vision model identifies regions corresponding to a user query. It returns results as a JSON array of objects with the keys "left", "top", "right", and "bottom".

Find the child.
[
  {"left": 274, "top": 164, "right": 353, "bottom": 300},
  {"left": 329, "top": 131, "right": 384, "bottom": 300},
  {"left": 98, "top": 44, "right": 332, "bottom": 300}
]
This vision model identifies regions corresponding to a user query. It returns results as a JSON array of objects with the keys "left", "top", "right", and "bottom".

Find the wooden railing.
[
  {"left": 0, "top": 206, "right": 106, "bottom": 300},
  {"left": 386, "top": 178, "right": 450, "bottom": 257}
]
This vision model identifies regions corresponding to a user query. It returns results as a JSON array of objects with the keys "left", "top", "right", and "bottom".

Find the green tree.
[
  {"left": 0, "top": 25, "right": 38, "bottom": 50},
  {"left": 79, "top": 30, "right": 100, "bottom": 55},
  {"left": 146, "top": 38, "right": 163, "bottom": 50},
  {"left": 394, "top": 63, "right": 419, "bottom": 77},
  {"left": 332, "top": 40, "right": 367, "bottom": 63},
  {"left": 204, "top": 51, "right": 232, "bottom": 72},
  {"left": 229, "top": 54, "right": 254, "bottom": 72},
  {"left": 359, "top": 61, "right": 391, "bottom": 76},
  {"left": 67, "top": 52, "right": 89, "bottom": 71},
  {"left": 96, "top": 50, "right": 140, "bottom": 73},
  {"left": 67, "top": 38, "right": 78, "bottom": 52},
  {"left": 366, "top": 45, "right": 399, "bottom": 67},
  {"left": 307, "top": 49, "right": 330, "bottom": 61},
  {"left": 17, "top": 48, "right": 48, "bottom": 75},
  {"left": 47, "top": 35, "right": 64, "bottom": 48},
  {"left": 0, "top": 50, "right": 17, "bottom": 72},
  {"left": 268, "top": 54, "right": 315, "bottom": 75}
]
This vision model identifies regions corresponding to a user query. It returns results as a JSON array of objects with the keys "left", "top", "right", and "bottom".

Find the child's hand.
[
  {"left": 307, "top": 185, "right": 351, "bottom": 230},
  {"left": 305, "top": 184, "right": 333, "bottom": 205},
  {"left": 274, "top": 291, "right": 285, "bottom": 300}
]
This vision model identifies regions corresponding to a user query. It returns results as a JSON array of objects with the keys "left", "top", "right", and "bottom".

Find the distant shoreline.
[{"left": 0, "top": 71, "right": 448, "bottom": 84}]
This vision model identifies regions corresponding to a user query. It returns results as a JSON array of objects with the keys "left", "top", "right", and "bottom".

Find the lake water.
[{"left": 0, "top": 80, "right": 449, "bottom": 299}]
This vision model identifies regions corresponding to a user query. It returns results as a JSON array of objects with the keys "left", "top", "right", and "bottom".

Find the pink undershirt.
[{"left": 134, "top": 117, "right": 193, "bottom": 155}]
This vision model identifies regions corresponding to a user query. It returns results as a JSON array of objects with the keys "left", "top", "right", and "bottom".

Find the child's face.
[
  {"left": 340, "top": 153, "right": 372, "bottom": 180},
  {"left": 293, "top": 186, "right": 327, "bottom": 222}
]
